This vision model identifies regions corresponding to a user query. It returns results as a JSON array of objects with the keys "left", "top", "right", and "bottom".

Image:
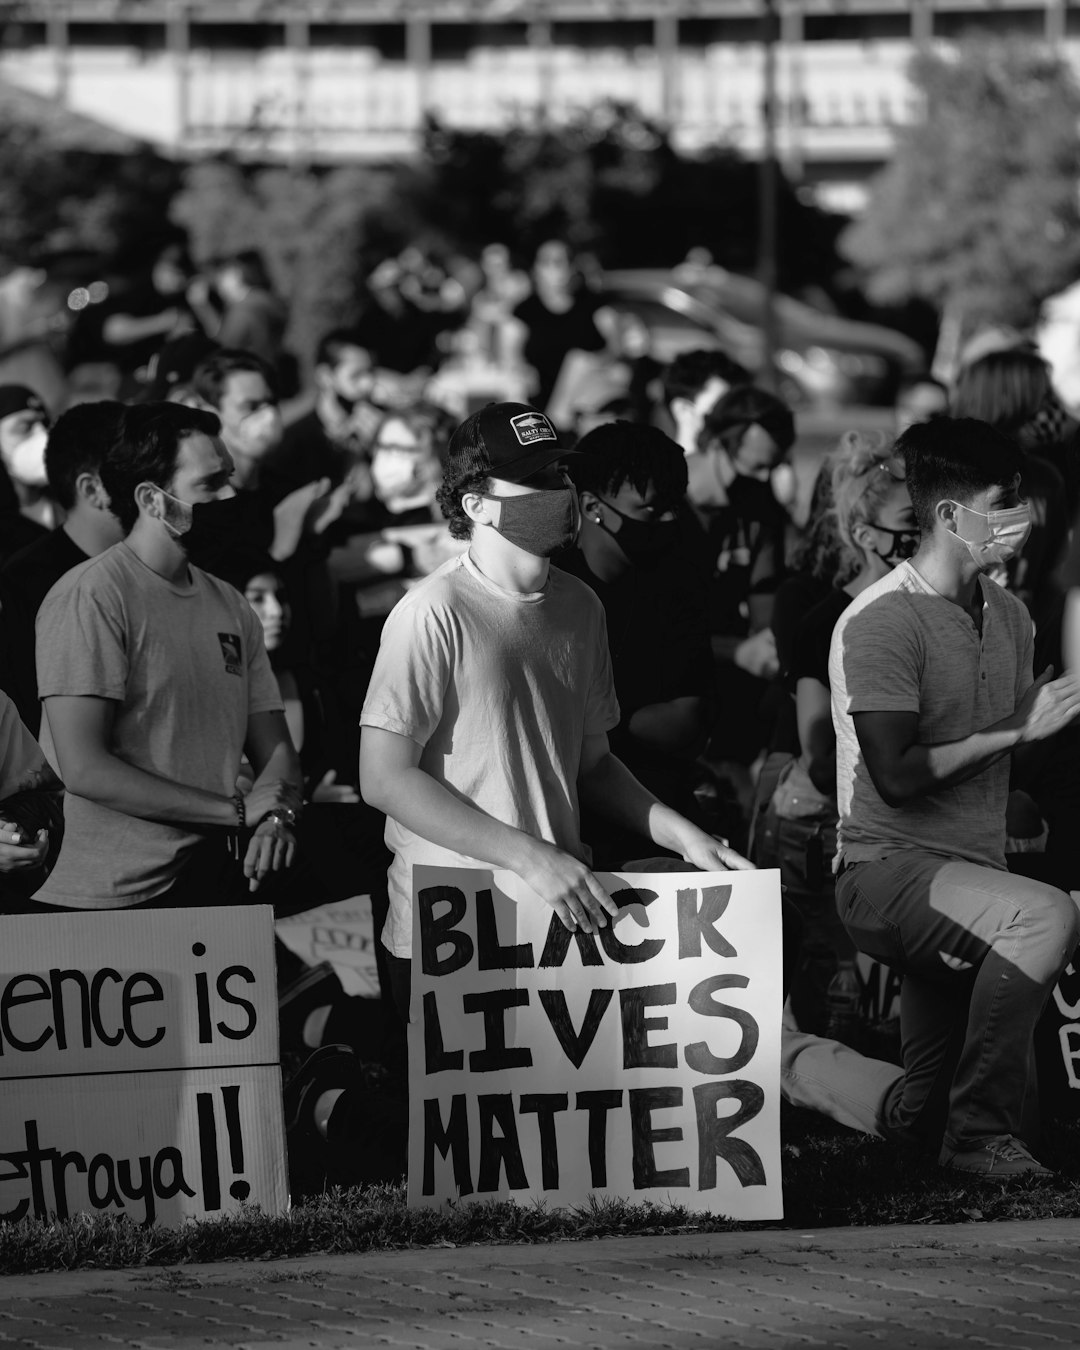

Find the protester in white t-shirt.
[
  {"left": 828, "top": 416, "right": 1080, "bottom": 1177},
  {"left": 359, "top": 402, "right": 753, "bottom": 1016},
  {"left": 35, "top": 402, "right": 302, "bottom": 910}
]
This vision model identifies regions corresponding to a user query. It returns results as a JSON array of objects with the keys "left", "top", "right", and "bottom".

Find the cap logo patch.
[{"left": 510, "top": 411, "right": 557, "bottom": 447}]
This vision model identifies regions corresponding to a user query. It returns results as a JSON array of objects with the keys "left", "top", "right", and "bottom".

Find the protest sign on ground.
[
  {"left": 0, "top": 906, "right": 287, "bottom": 1225},
  {"left": 408, "top": 866, "right": 783, "bottom": 1220},
  {"left": 275, "top": 895, "right": 381, "bottom": 997}
]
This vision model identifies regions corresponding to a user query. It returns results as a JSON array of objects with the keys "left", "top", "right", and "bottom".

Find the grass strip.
[{"left": 2, "top": 1120, "right": 1078, "bottom": 1275}]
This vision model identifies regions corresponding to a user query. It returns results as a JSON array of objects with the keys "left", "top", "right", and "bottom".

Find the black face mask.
[
  {"left": 597, "top": 499, "right": 681, "bottom": 567},
  {"left": 871, "top": 526, "right": 920, "bottom": 567},
  {"left": 183, "top": 494, "right": 269, "bottom": 566}
]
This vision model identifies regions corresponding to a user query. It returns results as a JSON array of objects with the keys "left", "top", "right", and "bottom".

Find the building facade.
[{"left": 0, "top": 1, "right": 1073, "bottom": 208}]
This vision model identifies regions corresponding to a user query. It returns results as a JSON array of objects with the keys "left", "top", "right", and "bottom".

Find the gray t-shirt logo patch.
[
  {"left": 510, "top": 412, "right": 557, "bottom": 446},
  {"left": 218, "top": 633, "right": 242, "bottom": 676}
]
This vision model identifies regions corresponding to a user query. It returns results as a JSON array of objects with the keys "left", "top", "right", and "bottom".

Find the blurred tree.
[
  {"left": 169, "top": 104, "right": 847, "bottom": 369},
  {"left": 843, "top": 38, "right": 1080, "bottom": 357},
  {"left": 416, "top": 103, "right": 844, "bottom": 292},
  {"left": 0, "top": 81, "right": 179, "bottom": 267}
]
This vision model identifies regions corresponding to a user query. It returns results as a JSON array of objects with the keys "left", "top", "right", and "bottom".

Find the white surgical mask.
[
  {"left": 238, "top": 406, "right": 283, "bottom": 458},
  {"left": 7, "top": 423, "right": 49, "bottom": 488},
  {"left": 770, "top": 462, "right": 797, "bottom": 508},
  {"left": 949, "top": 500, "right": 1032, "bottom": 570},
  {"left": 371, "top": 449, "right": 421, "bottom": 501}
]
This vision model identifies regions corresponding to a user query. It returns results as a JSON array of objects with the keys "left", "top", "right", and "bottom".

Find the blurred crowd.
[{"left": 1, "top": 224, "right": 1079, "bottom": 1195}]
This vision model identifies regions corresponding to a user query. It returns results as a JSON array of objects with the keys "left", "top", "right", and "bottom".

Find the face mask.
[
  {"left": 371, "top": 449, "right": 421, "bottom": 500},
  {"left": 186, "top": 494, "right": 259, "bottom": 559},
  {"left": 596, "top": 498, "right": 681, "bottom": 566},
  {"left": 7, "top": 423, "right": 48, "bottom": 488},
  {"left": 949, "top": 501, "right": 1032, "bottom": 570},
  {"left": 770, "top": 462, "right": 797, "bottom": 508},
  {"left": 870, "top": 525, "right": 920, "bottom": 568},
  {"left": 236, "top": 406, "right": 283, "bottom": 458},
  {"left": 151, "top": 488, "right": 247, "bottom": 557},
  {"left": 482, "top": 485, "right": 580, "bottom": 558},
  {"left": 149, "top": 484, "right": 193, "bottom": 538}
]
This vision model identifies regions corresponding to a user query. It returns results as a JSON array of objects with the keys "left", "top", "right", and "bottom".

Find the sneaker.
[{"left": 939, "top": 1135, "right": 1054, "bottom": 1178}]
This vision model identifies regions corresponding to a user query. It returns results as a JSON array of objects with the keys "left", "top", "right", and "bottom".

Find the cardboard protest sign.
[
  {"left": 1035, "top": 955, "right": 1080, "bottom": 1122},
  {"left": 276, "top": 895, "right": 381, "bottom": 997},
  {"left": 408, "top": 866, "right": 782, "bottom": 1220},
  {"left": 0, "top": 906, "right": 287, "bottom": 1225}
]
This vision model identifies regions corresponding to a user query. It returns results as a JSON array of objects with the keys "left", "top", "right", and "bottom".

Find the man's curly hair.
[{"left": 436, "top": 468, "right": 492, "bottom": 540}]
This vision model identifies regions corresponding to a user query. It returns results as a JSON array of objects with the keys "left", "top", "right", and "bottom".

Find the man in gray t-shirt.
[
  {"left": 828, "top": 417, "right": 1080, "bottom": 1178},
  {"left": 34, "top": 403, "right": 302, "bottom": 910}
]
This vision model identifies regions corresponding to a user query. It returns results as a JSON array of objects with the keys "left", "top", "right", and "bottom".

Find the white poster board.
[
  {"left": 0, "top": 906, "right": 287, "bottom": 1226},
  {"left": 408, "top": 866, "right": 783, "bottom": 1220}
]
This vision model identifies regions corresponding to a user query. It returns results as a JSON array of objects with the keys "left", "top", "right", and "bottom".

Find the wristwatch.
[{"left": 262, "top": 807, "right": 299, "bottom": 830}]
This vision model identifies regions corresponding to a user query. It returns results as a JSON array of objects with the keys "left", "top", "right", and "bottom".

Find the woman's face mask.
[
  {"left": 3, "top": 422, "right": 49, "bottom": 488},
  {"left": 869, "top": 524, "right": 920, "bottom": 568},
  {"left": 949, "top": 500, "right": 1032, "bottom": 570}
]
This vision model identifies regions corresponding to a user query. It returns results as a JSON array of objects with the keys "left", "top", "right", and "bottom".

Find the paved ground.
[{"left": 2, "top": 1219, "right": 1079, "bottom": 1349}]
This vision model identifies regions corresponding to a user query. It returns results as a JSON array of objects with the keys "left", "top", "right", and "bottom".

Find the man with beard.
[{"left": 32, "top": 402, "right": 302, "bottom": 910}]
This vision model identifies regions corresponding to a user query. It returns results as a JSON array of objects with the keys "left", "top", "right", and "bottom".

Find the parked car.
[{"left": 599, "top": 267, "right": 925, "bottom": 407}]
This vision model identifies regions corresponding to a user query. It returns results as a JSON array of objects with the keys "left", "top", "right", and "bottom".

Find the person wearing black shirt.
[
  {"left": 561, "top": 421, "right": 713, "bottom": 864},
  {"left": 510, "top": 241, "right": 607, "bottom": 410},
  {"left": 0, "top": 401, "right": 127, "bottom": 734},
  {"left": 688, "top": 385, "right": 796, "bottom": 772},
  {"left": 261, "top": 328, "right": 383, "bottom": 512}
]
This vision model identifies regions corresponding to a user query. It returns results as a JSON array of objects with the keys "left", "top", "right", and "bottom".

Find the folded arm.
[{"left": 853, "top": 667, "right": 1080, "bottom": 807}]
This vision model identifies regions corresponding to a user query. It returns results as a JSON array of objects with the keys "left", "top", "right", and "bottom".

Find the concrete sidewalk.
[{"left": 2, "top": 1219, "right": 1079, "bottom": 1349}]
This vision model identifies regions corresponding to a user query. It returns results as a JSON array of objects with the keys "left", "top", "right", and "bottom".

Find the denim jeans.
[{"left": 836, "top": 850, "right": 1080, "bottom": 1152}]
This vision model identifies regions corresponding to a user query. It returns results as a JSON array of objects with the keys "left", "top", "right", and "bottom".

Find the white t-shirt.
[
  {"left": 35, "top": 542, "right": 282, "bottom": 907},
  {"left": 829, "top": 561, "right": 1033, "bottom": 872},
  {"left": 360, "top": 553, "right": 620, "bottom": 958}
]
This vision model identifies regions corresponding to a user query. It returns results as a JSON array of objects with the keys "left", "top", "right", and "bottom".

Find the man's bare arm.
[{"left": 359, "top": 724, "right": 617, "bottom": 931}]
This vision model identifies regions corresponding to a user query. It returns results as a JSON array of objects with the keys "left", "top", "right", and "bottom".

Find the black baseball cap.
[{"left": 445, "top": 402, "right": 576, "bottom": 484}]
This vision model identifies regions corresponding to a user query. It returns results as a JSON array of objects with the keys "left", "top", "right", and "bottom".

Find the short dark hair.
[
  {"left": 901, "top": 416, "right": 1025, "bottom": 534},
  {"left": 701, "top": 384, "right": 796, "bottom": 457},
  {"left": 569, "top": 421, "right": 688, "bottom": 505},
  {"left": 192, "top": 349, "right": 277, "bottom": 409},
  {"left": 436, "top": 413, "right": 490, "bottom": 541},
  {"left": 45, "top": 400, "right": 125, "bottom": 510},
  {"left": 662, "top": 348, "right": 751, "bottom": 408},
  {"left": 101, "top": 403, "right": 221, "bottom": 534},
  {"left": 315, "top": 327, "right": 373, "bottom": 370}
]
